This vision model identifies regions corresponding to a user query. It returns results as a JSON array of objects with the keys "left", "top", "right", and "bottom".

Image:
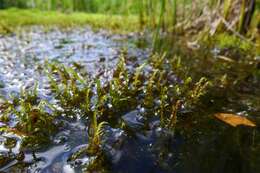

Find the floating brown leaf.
[{"left": 214, "top": 113, "right": 256, "bottom": 127}]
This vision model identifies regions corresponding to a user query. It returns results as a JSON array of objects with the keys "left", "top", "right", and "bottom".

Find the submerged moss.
[
  {"left": 41, "top": 52, "right": 212, "bottom": 171},
  {"left": 0, "top": 86, "right": 59, "bottom": 148}
]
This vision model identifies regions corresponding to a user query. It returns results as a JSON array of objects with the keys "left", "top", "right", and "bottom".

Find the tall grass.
[{"left": 0, "top": 0, "right": 257, "bottom": 29}]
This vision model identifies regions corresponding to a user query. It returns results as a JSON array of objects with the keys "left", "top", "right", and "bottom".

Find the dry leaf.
[{"left": 214, "top": 113, "right": 256, "bottom": 127}]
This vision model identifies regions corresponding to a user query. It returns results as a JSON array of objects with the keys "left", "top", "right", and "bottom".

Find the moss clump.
[
  {"left": 214, "top": 33, "right": 253, "bottom": 52},
  {"left": 0, "top": 85, "right": 58, "bottom": 148}
]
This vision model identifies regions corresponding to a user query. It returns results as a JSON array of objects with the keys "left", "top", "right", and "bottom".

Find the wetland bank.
[{"left": 0, "top": 1, "right": 260, "bottom": 173}]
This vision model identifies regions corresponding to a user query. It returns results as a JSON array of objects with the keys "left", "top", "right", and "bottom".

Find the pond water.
[
  {"left": 0, "top": 27, "right": 149, "bottom": 98},
  {"left": 0, "top": 27, "right": 259, "bottom": 173}
]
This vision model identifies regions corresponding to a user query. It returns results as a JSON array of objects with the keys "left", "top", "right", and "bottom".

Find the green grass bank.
[{"left": 0, "top": 8, "right": 139, "bottom": 34}]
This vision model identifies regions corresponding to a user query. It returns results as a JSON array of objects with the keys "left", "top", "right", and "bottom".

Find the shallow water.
[{"left": 0, "top": 27, "right": 149, "bottom": 99}]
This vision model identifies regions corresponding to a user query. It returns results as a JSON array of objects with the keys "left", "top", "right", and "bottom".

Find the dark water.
[{"left": 0, "top": 27, "right": 259, "bottom": 173}]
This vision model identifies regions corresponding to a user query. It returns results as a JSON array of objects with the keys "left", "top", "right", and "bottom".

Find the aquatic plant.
[
  {"left": 168, "top": 100, "right": 182, "bottom": 129},
  {"left": 14, "top": 49, "right": 214, "bottom": 172},
  {"left": 0, "top": 85, "right": 58, "bottom": 148},
  {"left": 186, "top": 77, "right": 212, "bottom": 106},
  {"left": 158, "top": 86, "right": 169, "bottom": 126},
  {"left": 45, "top": 62, "right": 91, "bottom": 112},
  {"left": 132, "top": 62, "right": 146, "bottom": 90},
  {"left": 87, "top": 121, "right": 108, "bottom": 155}
]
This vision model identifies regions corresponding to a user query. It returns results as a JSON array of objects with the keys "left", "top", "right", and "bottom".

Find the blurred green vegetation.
[
  {"left": 0, "top": 0, "right": 141, "bottom": 14},
  {"left": 0, "top": 8, "right": 139, "bottom": 34},
  {"left": 0, "top": 0, "right": 258, "bottom": 54}
]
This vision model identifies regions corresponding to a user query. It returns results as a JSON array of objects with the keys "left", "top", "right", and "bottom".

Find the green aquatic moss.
[{"left": 0, "top": 90, "right": 58, "bottom": 148}]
